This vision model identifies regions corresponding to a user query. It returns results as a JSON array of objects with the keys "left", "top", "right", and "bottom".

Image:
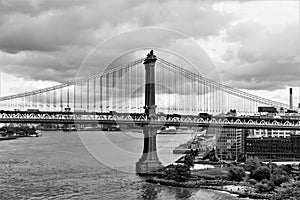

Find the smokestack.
[{"left": 289, "top": 88, "right": 293, "bottom": 110}]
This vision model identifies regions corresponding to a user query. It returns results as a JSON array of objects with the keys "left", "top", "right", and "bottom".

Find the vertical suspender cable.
[
  {"left": 60, "top": 88, "right": 63, "bottom": 111},
  {"left": 46, "top": 92, "right": 49, "bottom": 109},
  {"left": 126, "top": 67, "right": 129, "bottom": 112},
  {"left": 106, "top": 73, "right": 109, "bottom": 111},
  {"left": 94, "top": 78, "right": 96, "bottom": 112},
  {"left": 118, "top": 68, "right": 123, "bottom": 112},
  {"left": 203, "top": 80, "right": 206, "bottom": 112},
  {"left": 112, "top": 71, "right": 115, "bottom": 110},
  {"left": 67, "top": 86, "right": 70, "bottom": 108},
  {"left": 39, "top": 93, "right": 41, "bottom": 110},
  {"left": 135, "top": 66, "right": 138, "bottom": 113},
  {"left": 53, "top": 90, "right": 56, "bottom": 111},
  {"left": 49, "top": 92, "right": 52, "bottom": 110},
  {"left": 74, "top": 84, "right": 76, "bottom": 111},
  {"left": 210, "top": 85, "right": 212, "bottom": 113},
  {"left": 87, "top": 79, "right": 89, "bottom": 112},
  {"left": 80, "top": 82, "right": 83, "bottom": 110},
  {"left": 100, "top": 76, "right": 102, "bottom": 112}
]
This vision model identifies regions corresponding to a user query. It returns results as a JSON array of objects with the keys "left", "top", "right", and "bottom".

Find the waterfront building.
[
  {"left": 245, "top": 134, "right": 300, "bottom": 161},
  {"left": 248, "top": 129, "right": 291, "bottom": 138},
  {"left": 214, "top": 128, "right": 243, "bottom": 161}
]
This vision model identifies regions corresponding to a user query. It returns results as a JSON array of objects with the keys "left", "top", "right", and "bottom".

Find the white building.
[{"left": 249, "top": 129, "right": 291, "bottom": 138}]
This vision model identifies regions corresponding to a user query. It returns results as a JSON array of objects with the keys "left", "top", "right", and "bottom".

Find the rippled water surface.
[{"left": 1, "top": 131, "right": 243, "bottom": 199}]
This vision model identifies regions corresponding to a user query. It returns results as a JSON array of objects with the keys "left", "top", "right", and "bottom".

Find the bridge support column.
[
  {"left": 136, "top": 127, "right": 163, "bottom": 175},
  {"left": 136, "top": 50, "right": 163, "bottom": 175}
]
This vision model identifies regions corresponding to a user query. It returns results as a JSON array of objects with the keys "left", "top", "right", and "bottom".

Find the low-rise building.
[
  {"left": 248, "top": 129, "right": 291, "bottom": 138},
  {"left": 245, "top": 134, "right": 300, "bottom": 161},
  {"left": 214, "top": 128, "right": 243, "bottom": 161}
]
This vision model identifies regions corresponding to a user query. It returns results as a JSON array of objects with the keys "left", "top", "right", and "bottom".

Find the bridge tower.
[{"left": 136, "top": 50, "right": 163, "bottom": 175}]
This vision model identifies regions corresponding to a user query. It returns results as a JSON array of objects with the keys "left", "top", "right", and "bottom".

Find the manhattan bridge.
[{"left": 0, "top": 50, "right": 299, "bottom": 174}]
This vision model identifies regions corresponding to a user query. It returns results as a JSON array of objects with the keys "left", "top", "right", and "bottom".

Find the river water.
[{"left": 1, "top": 131, "right": 245, "bottom": 199}]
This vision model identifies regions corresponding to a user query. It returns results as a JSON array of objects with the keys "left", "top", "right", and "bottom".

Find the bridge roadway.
[{"left": 0, "top": 110, "right": 299, "bottom": 130}]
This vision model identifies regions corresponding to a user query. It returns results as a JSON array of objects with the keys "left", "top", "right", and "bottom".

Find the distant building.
[
  {"left": 245, "top": 134, "right": 300, "bottom": 161},
  {"left": 214, "top": 128, "right": 243, "bottom": 161},
  {"left": 248, "top": 129, "right": 291, "bottom": 138}
]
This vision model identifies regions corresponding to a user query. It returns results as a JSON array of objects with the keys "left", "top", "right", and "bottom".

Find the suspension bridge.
[
  {"left": 0, "top": 50, "right": 298, "bottom": 129},
  {"left": 0, "top": 50, "right": 299, "bottom": 174}
]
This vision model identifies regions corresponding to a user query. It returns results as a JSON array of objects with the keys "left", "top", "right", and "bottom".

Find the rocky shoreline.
[{"left": 146, "top": 178, "right": 273, "bottom": 199}]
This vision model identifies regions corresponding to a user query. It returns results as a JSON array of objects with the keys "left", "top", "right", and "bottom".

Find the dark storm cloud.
[
  {"left": 0, "top": 0, "right": 94, "bottom": 16},
  {"left": 0, "top": 51, "right": 79, "bottom": 82},
  {"left": 0, "top": 0, "right": 232, "bottom": 83},
  {"left": 0, "top": 0, "right": 232, "bottom": 53}
]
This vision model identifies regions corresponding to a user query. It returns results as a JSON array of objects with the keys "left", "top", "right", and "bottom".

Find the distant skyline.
[{"left": 0, "top": 0, "right": 299, "bottom": 106}]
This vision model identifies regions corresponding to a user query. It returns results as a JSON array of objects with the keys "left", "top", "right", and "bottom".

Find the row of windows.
[
  {"left": 247, "top": 153, "right": 300, "bottom": 159},
  {"left": 247, "top": 148, "right": 293, "bottom": 152}
]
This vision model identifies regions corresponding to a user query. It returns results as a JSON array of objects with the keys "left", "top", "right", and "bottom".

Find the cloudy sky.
[{"left": 0, "top": 0, "right": 299, "bottom": 106}]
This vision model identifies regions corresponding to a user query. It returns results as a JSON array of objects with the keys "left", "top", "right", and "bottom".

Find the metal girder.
[{"left": 0, "top": 110, "right": 299, "bottom": 130}]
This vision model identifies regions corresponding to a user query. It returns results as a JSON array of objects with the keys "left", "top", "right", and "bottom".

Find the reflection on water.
[{"left": 0, "top": 131, "right": 244, "bottom": 199}]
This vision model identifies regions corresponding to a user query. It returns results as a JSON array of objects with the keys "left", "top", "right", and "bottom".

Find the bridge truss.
[{"left": 0, "top": 110, "right": 299, "bottom": 130}]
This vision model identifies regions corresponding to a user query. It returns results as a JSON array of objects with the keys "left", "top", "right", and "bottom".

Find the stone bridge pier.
[{"left": 136, "top": 50, "right": 163, "bottom": 175}]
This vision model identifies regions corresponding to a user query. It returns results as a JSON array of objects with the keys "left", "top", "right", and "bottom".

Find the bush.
[
  {"left": 183, "top": 154, "right": 195, "bottom": 168},
  {"left": 271, "top": 174, "right": 289, "bottom": 187},
  {"left": 252, "top": 166, "right": 270, "bottom": 182},
  {"left": 164, "top": 164, "right": 191, "bottom": 182},
  {"left": 272, "top": 181, "right": 300, "bottom": 200},
  {"left": 271, "top": 168, "right": 290, "bottom": 186},
  {"left": 255, "top": 179, "right": 275, "bottom": 193},
  {"left": 281, "top": 164, "right": 292, "bottom": 175},
  {"left": 248, "top": 178, "right": 258, "bottom": 185},
  {"left": 196, "top": 174, "right": 216, "bottom": 180},
  {"left": 228, "top": 166, "right": 246, "bottom": 182},
  {"left": 245, "top": 157, "right": 261, "bottom": 173}
]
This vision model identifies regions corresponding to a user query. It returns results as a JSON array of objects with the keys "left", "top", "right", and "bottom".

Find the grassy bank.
[{"left": 146, "top": 178, "right": 273, "bottom": 199}]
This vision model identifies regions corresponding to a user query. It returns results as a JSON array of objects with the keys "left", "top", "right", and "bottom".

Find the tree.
[
  {"left": 228, "top": 166, "right": 246, "bottom": 182},
  {"left": 245, "top": 157, "right": 261, "bottom": 173},
  {"left": 183, "top": 154, "right": 194, "bottom": 168},
  {"left": 272, "top": 181, "right": 300, "bottom": 200},
  {"left": 281, "top": 164, "right": 293, "bottom": 174},
  {"left": 237, "top": 153, "right": 246, "bottom": 163},
  {"left": 255, "top": 179, "right": 275, "bottom": 193},
  {"left": 271, "top": 168, "right": 290, "bottom": 186},
  {"left": 252, "top": 166, "right": 270, "bottom": 182},
  {"left": 164, "top": 164, "right": 191, "bottom": 182},
  {"left": 248, "top": 178, "right": 258, "bottom": 185}
]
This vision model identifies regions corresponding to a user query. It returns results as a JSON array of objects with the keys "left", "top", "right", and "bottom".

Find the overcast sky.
[{"left": 0, "top": 0, "right": 299, "bottom": 105}]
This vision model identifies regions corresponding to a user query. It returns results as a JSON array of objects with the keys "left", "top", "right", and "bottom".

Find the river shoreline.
[
  {"left": 1, "top": 131, "right": 244, "bottom": 200},
  {"left": 146, "top": 178, "right": 273, "bottom": 199}
]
